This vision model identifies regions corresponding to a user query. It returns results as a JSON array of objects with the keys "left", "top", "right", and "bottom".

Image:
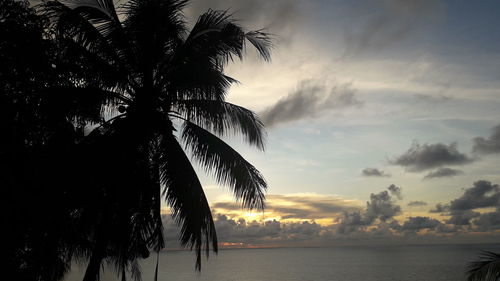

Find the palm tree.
[
  {"left": 38, "top": 0, "right": 271, "bottom": 280},
  {"left": 467, "top": 251, "right": 500, "bottom": 281}
]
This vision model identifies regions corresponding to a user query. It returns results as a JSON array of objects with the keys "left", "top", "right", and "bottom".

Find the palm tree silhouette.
[
  {"left": 467, "top": 251, "right": 500, "bottom": 281},
  {"left": 38, "top": 0, "right": 272, "bottom": 280}
]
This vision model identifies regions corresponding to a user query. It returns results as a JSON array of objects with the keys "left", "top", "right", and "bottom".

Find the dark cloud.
[
  {"left": 429, "top": 203, "right": 450, "bottom": 213},
  {"left": 407, "top": 201, "right": 428, "bottom": 207},
  {"left": 366, "top": 189, "right": 402, "bottom": 222},
  {"left": 430, "top": 181, "right": 500, "bottom": 226},
  {"left": 473, "top": 124, "right": 500, "bottom": 155},
  {"left": 400, "top": 216, "right": 441, "bottom": 232},
  {"left": 423, "top": 167, "right": 464, "bottom": 179},
  {"left": 336, "top": 211, "right": 371, "bottom": 235},
  {"left": 338, "top": 185, "right": 402, "bottom": 233},
  {"left": 446, "top": 210, "right": 480, "bottom": 226},
  {"left": 361, "top": 168, "right": 390, "bottom": 177},
  {"left": 259, "top": 80, "right": 362, "bottom": 127},
  {"left": 387, "top": 184, "right": 403, "bottom": 200},
  {"left": 449, "top": 180, "right": 500, "bottom": 211},
  {"left": 473, "top": 208, "right": 500, "bottom": 231},
  {"left": 390, "top": 142, "right": 474, "bottom": 172}
]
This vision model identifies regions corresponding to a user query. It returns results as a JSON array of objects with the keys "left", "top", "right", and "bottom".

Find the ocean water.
[{"left": 66, "top": 243, "right": 500, "bottom": 281}]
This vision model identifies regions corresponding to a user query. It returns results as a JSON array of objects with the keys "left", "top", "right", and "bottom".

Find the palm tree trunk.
[{"left": 82, "top": 231, "right": 107, "bottom": 281}]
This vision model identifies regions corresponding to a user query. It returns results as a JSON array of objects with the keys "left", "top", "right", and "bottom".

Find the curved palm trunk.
[{"left": 83, "top": 226, "right": 108, "bottom": 281}]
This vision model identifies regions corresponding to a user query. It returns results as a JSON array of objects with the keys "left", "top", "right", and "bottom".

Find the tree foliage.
[
  {"left": 467, "top": 251, "right": 500, "bottom": 281},
  {"left": 1, "top": 0, "right": 271, "bottom": 280}
]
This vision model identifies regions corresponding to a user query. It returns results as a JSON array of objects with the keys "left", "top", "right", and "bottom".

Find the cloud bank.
[
  {"left": 162, "top": 181, "right": 500, "bottom": 248},
  {"left": 432, "top": 180, "right": 500, "bottom": 229}
]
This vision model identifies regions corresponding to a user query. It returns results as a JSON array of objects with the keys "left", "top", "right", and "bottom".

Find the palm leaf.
[
  {"left": 123, "top": 0, "right": 188, "bottom": 80},
  {"left": 182, "top": 121, "right": 267, "bottom": 209},
  {"left": 158, "top": 129, "right": 217, "bottom": 270},
  {"left": 40, "top": 0, "right": 135, "bottom": 83},
  {"left": 467, "top": 251, "right": 500, "bottom": 281},
  {"left": 40, "top": 87, "right": 126, "bottom": 124},
  {"left": 245, "top": 29, "right": 273, "bottom": 62},
  {"left": 173, "top": 99, "right": 266, "bottom": 150}
]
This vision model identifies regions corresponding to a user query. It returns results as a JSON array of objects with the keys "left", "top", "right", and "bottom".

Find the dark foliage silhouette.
[
  {"left": 467, "top": 251, "right": 500, "bottom": 281},
  {"left": 1, "top": 0, "right": 271, "bottom": 280}
]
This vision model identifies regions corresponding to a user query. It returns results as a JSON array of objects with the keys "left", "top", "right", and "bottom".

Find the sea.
[{"left": 65, "top": 243, "right": 500, "bottom": 281}]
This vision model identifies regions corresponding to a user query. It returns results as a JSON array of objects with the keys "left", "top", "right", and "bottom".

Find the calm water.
[{"left": 66, "top": 244, "right": 500, "bottom": 281}]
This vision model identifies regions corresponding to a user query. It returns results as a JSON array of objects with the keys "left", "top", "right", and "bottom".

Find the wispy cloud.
[
  {"left": 362, "top": 168, "right": 391, "bottom": 177},
  {"left": 212, "top": 193, "right": 362, "bottom": 224},
  {"left": 407, "top": 201, "right": 428, "bottom": 207},
  {"left": 259, "top": 80, "right": 362, "bottom": 127},
  {"left": 423, "top": 167, "right": 464, "bottom": 179}
]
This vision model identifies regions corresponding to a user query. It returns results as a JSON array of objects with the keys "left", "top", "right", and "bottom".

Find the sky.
[{"left": 159, "top": 0, "right": 500, "bottom": 248}]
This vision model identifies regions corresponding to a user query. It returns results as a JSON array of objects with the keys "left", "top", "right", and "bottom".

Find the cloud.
[
  {"left": 423, "top": 167, "right": 464, "bottom": 179},
  {"left": 430, "top": 180, "right": 500, "bottom": 226},
  {"left": 362, "top": 168, "right": 390, "bottom": 177},
  {"left": 473, "top": 208, "right": 500, "bottom": 231},
  {"left": 446, "top": 210, "right": 480, "bottom": 226},
  {"left": 390, "top": 142, "right": 474, "bottom": 172},
  {"left": 342, "top": 0, "right": 442, "bottom": 57},
  {"left": 338, "top": 185, "right": 402, "bottom": 233},
  {"left": 365, "top": 189, "right": 402, "bottom": 222},
  {"left": 449, "top": 180, "right": 500, "bottom": 211},
  {"left": 473, "top": 124, "right": 500, "bottom": 155},
  {"left": 407, "top": 201, "right": 428, "bottom": 207},
  {"left": 259, "top": 80, "right": 362, "bottom": 127},
  {"left": 212, "top": 193, "right": 362, "bottom": 222},
  {"left": 413, "top": 93, "right": 452, "bottom": 103},
  {"left": 387, "top": 184, "right": 403, "bottom": 200},
  {"left": 429, "top": 203, "right": 450, "bottom": 213},
  {"left": 400, "top": 216, "right": 441, "bottom": 232},
  {"left": 162, "top": 183, "right": 500, "bottom": 248}
]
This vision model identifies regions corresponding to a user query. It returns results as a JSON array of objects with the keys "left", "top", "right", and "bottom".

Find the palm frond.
[
  {"left": 180, "top": 9, "right": 272, "bottom": 64},
  {"left": 245, "top": 29, "right": 273, "bottom": 62},
  {"left": 163, "top": 61, "right": 237, "bottom": 101},
  {"left": 158, "top": 130, "right": 217, "bottom": 270},
  {"left": 173, "top": 99, "right": 266, "bottom": 150},
  {"left": 41, "top": 0, "right": 135, "bottom": 83},
  {"left": 182, "top": 9, "right": 244, "bottom": 63},
  {"left": 40, "top": 1, "right": 114, "bottom": 57},
  {"left": 40, "top": 87, "right": 125, "bottom": 125},
  {"left": 123, "top": 0, "right": 188, "bottom": 80},
  {"left": 182, "top": 121, "right": 267, "bottom": 210},
  {"left": 467, "top": 251, "right": 500, "bottom": 281}
]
